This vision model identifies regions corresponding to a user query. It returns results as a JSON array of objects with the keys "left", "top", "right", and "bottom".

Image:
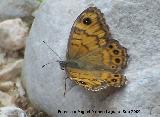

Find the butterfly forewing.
[{"left": 67, "top": 7, "right": 111, "bottom": 60}]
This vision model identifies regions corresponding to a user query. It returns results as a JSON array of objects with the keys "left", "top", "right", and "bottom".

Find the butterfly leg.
[{"left": 64, "top": 77, "right": 69, "bottom": 96}]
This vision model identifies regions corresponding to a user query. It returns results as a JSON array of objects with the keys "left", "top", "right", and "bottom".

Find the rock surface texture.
[
  {"left": 0, "top": 18, "right": 29, "bottom": 51},
  {"left": 0, "top": 107, "right": 27, "bottom": 117},
  {"left": 0, "top": 0, "right": 39, "bottom": 22},
  {"left": 24, "top": 0, "right": 160, "bottom": 117}
]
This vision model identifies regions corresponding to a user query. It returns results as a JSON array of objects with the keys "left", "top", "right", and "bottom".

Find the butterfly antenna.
[
  {"left": 42, "top": 41, "right": 62, "bottom": 60},
  {"left": 42, "top": 61, "right": 55, "bottom": 68}
]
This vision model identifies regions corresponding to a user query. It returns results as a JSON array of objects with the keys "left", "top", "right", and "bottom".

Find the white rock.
[
  {"left": 0, "top": 18, "right": 29, "bottom": 51},
  {"left": 0, "top": 81, "right": 15, "bottom": 92},
  {"left": 16, "top": 78, "right": 26, "bottom": 97},
  {"left": 0, "top": 51, "right": 6, "bottom": 65},
  {"left": 0, "top": 91, "right": 13, "bottom": 106},
  {"left": 0, "top": 107, "right": 27, "bottom": 117},
  {"left": 23, "top": 0, "right": 160, "bottom": 117},
  {"left": 0, "top": 0, "right": 39, "bottom": 22},
  {"left": 0, "top": 59, "right": 23, "bottom": 81}
]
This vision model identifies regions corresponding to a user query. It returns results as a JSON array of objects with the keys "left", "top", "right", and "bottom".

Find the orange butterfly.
[{"left": 58, "top": 7, "right": 128, "bottom": 91}]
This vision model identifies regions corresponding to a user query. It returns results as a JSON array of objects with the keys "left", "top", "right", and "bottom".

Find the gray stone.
[
  {"left": 0, "top": 0, "right": 39, "bottom": 22},
  {"left": 23, "top": 0, "right": 160, "bottom": 117}
]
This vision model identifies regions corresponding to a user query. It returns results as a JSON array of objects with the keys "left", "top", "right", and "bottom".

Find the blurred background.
[{"left": 0, "top": 0, "right": 49, "bottom": 116}]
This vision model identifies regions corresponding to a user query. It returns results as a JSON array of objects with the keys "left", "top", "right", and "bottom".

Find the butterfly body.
[{"left": 60, "top": 7, "right": 128, "bottom": 91}]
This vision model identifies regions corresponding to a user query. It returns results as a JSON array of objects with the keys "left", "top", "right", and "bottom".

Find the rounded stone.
[{"left": 23, "top": 0, "right": 160, "bottom": 116}]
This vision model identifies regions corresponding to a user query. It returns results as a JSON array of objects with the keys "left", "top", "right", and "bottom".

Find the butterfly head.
[{"left": 57, "top": 60, "right": 67, "bottom": 70}]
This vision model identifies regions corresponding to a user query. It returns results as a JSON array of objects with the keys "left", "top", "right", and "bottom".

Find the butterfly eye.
[{"left": 83, "top": 17, "right": 92, "bottom": 25}]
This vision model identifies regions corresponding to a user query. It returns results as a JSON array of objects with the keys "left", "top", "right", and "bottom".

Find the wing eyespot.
[
  {"left": 111, "top": 79, "right": 117, "bottom": 82},
  {"left": 114, "top": 74, "right": 120, "bottom": 77},
  {"left": 113, "top": 50, "right": 119, "bottom": 55},
  {"left": 83, "top": 17, "right": 92, "bottom": 25},
  {"left": 111, "top": 65, "right": 116, "bottom": 69},
  {"left": 78, "top": 81, "right": 87, "bottom": 85},
  {"left": 115, "top": 58, "right": 121, "bottom": 63},
  {"left": 108, "top": 45, "right": 113, "bottom": 49}
]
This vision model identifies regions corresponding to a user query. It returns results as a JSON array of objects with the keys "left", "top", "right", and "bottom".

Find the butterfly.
[{"left": 58, "top": 7, "right": 128, "bottom": 91}]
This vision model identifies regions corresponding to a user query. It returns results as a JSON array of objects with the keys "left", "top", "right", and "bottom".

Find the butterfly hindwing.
[
  {"left": 77, "top": 39, "right": 128, "bottom": 72},
  {"left": 66, "top": 67, "right": 127, "bottom": 91}
]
